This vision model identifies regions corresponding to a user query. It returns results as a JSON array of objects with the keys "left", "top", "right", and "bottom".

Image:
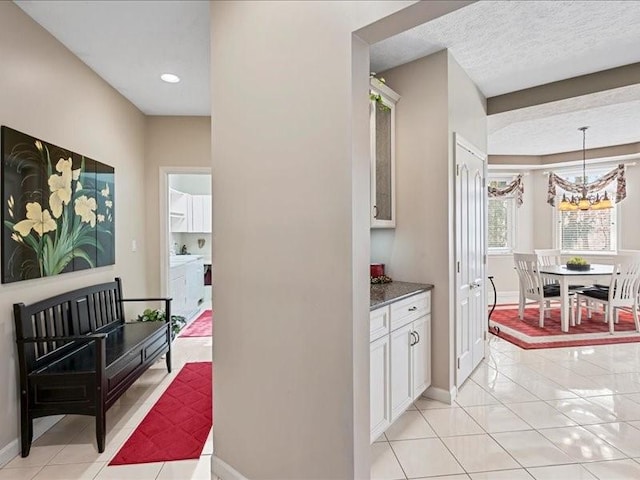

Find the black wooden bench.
[{"left": 14, "top": 277, "right": 172, "bottom": 457}]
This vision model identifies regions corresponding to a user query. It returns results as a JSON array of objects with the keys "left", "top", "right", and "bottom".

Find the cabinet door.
[
  {"left": 390, "top": 323, "right": 413, "bottom": 421},
  {"left": 370, "top": 335, "right": 390, "bottom": 443},
  {"left": 191, "top": 196, "right": 204, "bottom": 232},
  {"left": 411, "top": 315, "right": 431, "bottom": 400},
  {"left": 370, "top": 87, "right": 397, "bottom": 229},
  {"left": 169, "top": 274, "right": 187, "bottom": 318},
  {"left": 202, "top": 195, "right": 212, "bottom": 233}
]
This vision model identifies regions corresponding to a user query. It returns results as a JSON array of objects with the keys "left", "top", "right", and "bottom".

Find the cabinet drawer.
[
  {"left": 390, "top": 292, "right": 430, "bottom": 331},
  {"left": 370, "top": 306, "right": 390, "bottom": 342}
]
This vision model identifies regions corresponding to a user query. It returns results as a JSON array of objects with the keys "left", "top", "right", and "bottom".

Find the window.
[
  {"left": 555, "top": 169, "right": 617, "bottom": 254},
  {"left": 488, "top": 177, "right": 516, "bottom": 254}
]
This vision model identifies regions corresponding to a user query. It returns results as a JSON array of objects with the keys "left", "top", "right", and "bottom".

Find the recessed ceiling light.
[{"left": 160, "top": 73, "right": 180, "bottom": 84}]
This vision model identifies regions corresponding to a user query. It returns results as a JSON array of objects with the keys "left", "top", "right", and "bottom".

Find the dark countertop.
[{"left": 371, "top": 281, "right": 434, "bottom": 310}]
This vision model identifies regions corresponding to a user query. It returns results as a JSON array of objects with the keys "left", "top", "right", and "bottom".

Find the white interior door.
[{"left": 455, "top": 135, "right": 486, "bottom": 386}]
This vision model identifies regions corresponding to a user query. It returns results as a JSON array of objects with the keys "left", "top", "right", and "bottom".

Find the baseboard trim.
[
  {"left": 213, "top": 454, "right": 249, "bottom": 480},
  {"left": 0, "top": 415, "right": 63, "bottom": 468},
  {"left": 423, "top": 385, "right": 457, "bottom": 405},
  {"left": 494, "top": 291, "right": 519, "bottom": 306}
]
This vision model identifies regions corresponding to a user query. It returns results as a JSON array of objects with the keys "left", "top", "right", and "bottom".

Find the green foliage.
[
  {"left": 370, "top": 73, "right": 391, "bottom": 112},
  {"left": 137, "top": 308, "right": 186, "bottom": 338},
  {"left": 567, "top": 256, "right": 588, "bottom": 266}
]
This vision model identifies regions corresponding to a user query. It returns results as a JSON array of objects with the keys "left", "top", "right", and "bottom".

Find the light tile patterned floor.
[
  {"left": 373, "top": 336, "right": 640, "bottom": 480},
  {"left": 0, "top": 328, "right": 216, "bottom": 480},
  {"left": 7, "top": 329, "right": 640, "bottom": 479}
]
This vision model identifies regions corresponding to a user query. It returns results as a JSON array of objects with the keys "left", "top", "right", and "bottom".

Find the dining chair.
[
  {"left": 513, "top": 253, "right": 567, "bottom": 328},
  {"left": 575, "top": 255, "right": 640, "bottom": 334},
  {"left": 534, "top": 249, "right": 562, "bottom": 267}
]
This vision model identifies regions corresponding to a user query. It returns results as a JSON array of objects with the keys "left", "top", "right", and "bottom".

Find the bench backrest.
[{"left": 14, "top": 278, "right": 125, "bottom": 373}]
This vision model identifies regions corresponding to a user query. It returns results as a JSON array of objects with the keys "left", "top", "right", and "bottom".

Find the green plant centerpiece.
[
  {"left": 566, "top": 256, "right": 591, "bottom": 271},
  {"left": 137, "top": 308, "right": 186, "bottom": 339}
]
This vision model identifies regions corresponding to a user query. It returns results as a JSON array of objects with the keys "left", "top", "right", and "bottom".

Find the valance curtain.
[
  {"left": 546, "top": 164, "right": 626, "bottom": 207},
  {"left": 488, "top": 174, "right": 524, "bottom": 207}
]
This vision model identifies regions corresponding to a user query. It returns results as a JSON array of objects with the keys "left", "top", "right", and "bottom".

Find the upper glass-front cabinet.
[{"left": 370, "top": 78, "right": 400, "bottom": 229}]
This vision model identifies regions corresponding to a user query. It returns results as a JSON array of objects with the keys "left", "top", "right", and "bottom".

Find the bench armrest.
[
  {"left": 19, "top": 333, "right": 107, "bottom": 344},
  {"left": 120, "top": 297, "right": 172, "bottom": 302}
]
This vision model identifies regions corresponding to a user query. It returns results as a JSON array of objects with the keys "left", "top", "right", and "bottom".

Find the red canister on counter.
[{"left": 370, "top": 263, "right": 385, "bottom": 278}]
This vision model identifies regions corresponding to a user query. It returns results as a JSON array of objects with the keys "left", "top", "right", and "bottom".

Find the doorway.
[{"left": 159, "top": 167, "right": 212, "bottom": 322}]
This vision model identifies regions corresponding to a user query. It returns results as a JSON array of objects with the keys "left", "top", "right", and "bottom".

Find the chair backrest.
[
  {"left": 14, "top": 278, "right": 124, "bottom": 374},
  {"left": 534, "top": 249, "right": 562, "bottom": 266},
  {"left": 514, "top": 253, "right": 543, "bottom": 300},
  {"left": 610, "top": 255, "right": 640, "bottom": 303}
]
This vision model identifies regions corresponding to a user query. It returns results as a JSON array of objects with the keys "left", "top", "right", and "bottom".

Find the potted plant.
[
  {"left": 566, "top": 256, "right": 591, "bottom": 271},
  {"left": 137, "top": 308, "right": 186, "bottom": 339}
]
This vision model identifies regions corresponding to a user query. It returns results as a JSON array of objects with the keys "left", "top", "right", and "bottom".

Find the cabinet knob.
[{"left": 408, "top": 306, "right": 417, "bottom": 312}]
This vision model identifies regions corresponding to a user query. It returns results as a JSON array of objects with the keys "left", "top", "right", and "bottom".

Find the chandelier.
[{"left": 558, "top": 127, "right": 613, "bottom": 211}]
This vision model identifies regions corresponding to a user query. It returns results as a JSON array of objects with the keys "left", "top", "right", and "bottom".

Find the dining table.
[{"left": 538, "top": 263, "right": 614, "bottom": 332}]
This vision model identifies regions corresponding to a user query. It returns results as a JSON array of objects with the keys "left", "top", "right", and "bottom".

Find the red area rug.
[
  {"left": 180, "top": 310, "right": 212, "bottom": 337},
  {"left": 490, "top": 306, "right": 640, "bottom": 349},
  {"left": 110, "top": 362, "right": 213, "bottom": 465}
]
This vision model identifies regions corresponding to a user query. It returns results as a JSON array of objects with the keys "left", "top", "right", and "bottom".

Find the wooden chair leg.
[
  {"left": 20, "top": 393, "right": 32, "bottom": 457},
  {"left": 539, "top": 301, "right": 545, "bottom": 328},
  {"left": 518, "top": 292, "right": 525, "bottom": 320},
  {"left": 608, "top": 306, "right": 615, "bottom": 334},
  {"left": 576, "top": 296, "right": 582, "bottom": 325},
  {"left": 166, "top": 349, "right": 172, "bottom": 373},
  {"left": 96, "top": 406, "right": 106, "bottom": 453}
]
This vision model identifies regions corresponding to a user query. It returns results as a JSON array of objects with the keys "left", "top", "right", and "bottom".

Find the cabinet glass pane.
[{"left": 375, "top": 106, "right": 392, "bottom": 221}]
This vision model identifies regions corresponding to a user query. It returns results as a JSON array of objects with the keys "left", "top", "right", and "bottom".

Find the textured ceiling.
[
  {"left": 489, "top": 98, "right": 640, "bottom": 155},
  {"left": 371, "top": 1, "right": 640, "bottom": 97},
  {"left": 16, "top": 0, "right": 210, "bottom": 116},
  {"left": 488, "top": 84, "right": 640, "bottom": 155},
  {"left": 371, "top": 1, "right": 640, "bottom": 156}
]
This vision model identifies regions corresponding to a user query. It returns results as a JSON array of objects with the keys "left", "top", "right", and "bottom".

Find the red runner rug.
[
  {"left": 110, "top": 362, "right": 213, "bottom": 465},
  {"left": 490, "top": 307, "right": 640, "bottom": 349},
  {"left": 180, "top": 310, "right": 212, "bottom": 337}
]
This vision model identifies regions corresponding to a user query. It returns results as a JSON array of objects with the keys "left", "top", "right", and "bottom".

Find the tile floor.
[
  {"left": 372, "top": 336, "right": 640, "bottom": 480},
  {"left": 6, "top": 328, "right": 640, "bottom": 479},
  {"left": 0, "top": 328, "right": 215, "bottom": 480}
]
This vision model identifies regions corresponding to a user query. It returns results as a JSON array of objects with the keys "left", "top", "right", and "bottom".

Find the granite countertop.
[{"left": 371, "top": 281, "right": 434, "bottom": 310}]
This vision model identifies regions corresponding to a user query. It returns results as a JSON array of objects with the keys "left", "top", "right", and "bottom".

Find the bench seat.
[{"left": 14, "top": 278, "right": 172, "bottom": 457}]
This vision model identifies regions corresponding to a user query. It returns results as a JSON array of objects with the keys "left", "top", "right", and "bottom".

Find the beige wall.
[
  {"left": 371, "top": 51, "right": 487, "bottom": 396},
  {"left": 0, "top": 1, "right": 147, "bottom": 456},
  {"left": 370, "top": 51, "right": 451, "bottom": 390},
  {"left": 208, "top": 1, "right": 482, "bottom": 477},
  {"left": 144, "top": 116, "right": 211, "bottom": 296}
]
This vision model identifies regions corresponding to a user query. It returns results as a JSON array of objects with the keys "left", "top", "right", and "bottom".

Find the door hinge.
[
  {"left": 456, "top": 164, "right": 460, "bottom": 176},
  {"left": 457, "top": 357, "right": 460, "bottom": 369},
  {"left": 484, "top": 331, "right": 487, "bottom": 341},
  {"left": 483, "top": 254, "right": 487, "bottom": 265},
  {"left": 457, "top": 261, "right": 460, "bottom": 273},
  {"left": 483, "top": 177, "right": 486, "bottom": 188}
]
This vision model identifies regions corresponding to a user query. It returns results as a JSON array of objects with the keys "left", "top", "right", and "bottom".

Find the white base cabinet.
[
  {"left": 370, "top": 335, "right": 391, "bottom": 442},
  {"left": 370, "top": 290, "right": 432, "bottom": 443}
]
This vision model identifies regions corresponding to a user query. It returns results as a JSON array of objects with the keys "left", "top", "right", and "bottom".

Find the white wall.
[
  {"left": 170, "top": 174, "right": 212, "bottom": 195},
  {"left": 0, "top": 2, "right": 147, "bottom": 460}
]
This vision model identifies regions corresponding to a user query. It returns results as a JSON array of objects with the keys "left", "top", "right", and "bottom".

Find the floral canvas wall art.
[{"left": 1, "top": 126, "right": 115, "bottom": 283}]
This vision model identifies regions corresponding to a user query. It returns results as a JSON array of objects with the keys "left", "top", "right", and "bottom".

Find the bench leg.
[
  {"left": 96, "top": 408, "right": 106, "bottom": 453},
  {"left": 20, "top": 404, "right": 32, "bottom": 457},
  {"left": 166, "top": 349, "right": 172, "bottom": 373}
]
